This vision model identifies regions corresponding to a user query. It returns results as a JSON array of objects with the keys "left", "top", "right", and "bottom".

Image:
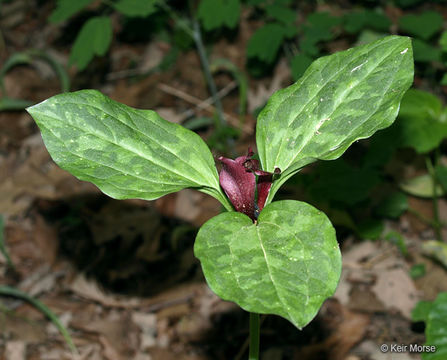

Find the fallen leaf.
[
  {"left": 372, "top": 268, "right": 418, "bottom": 319},
  {"left": 5, "top": 341, "right": 26, "bottom": 360}
]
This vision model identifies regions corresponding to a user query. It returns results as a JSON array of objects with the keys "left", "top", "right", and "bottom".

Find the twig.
[{"left": 157, "top": 83, "right": 252, "bottom": 134}]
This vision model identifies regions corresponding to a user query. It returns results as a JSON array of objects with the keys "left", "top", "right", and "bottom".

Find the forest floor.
[{"left": 1, "top": 1, "right": 447, "bottom": 360}]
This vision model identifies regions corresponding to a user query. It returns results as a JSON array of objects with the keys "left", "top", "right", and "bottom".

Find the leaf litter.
[{"left": 0, "top": 2, "right": 444, "bottom": 359}]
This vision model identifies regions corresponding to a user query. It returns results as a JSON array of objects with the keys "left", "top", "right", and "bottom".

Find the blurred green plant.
[
  {"left": 0, "top": 215, "right": 77, "bottom": 354},
  {"left": 0, "top": 49, "right": 70, "bottom": 111},
  {"left": 26, "top": 35, "right": 413, "bottom": 359},
  {"left": 412, "top": 292, "right": 447, "bottom": 360}
]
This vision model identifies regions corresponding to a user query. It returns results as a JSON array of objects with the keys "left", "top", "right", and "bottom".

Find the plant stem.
[
  {"left": 191, "top": 20, "right": 226, "bottom": 129},
  {"left": 425, "top": 156, "right": 443, "bottom": 241},
  {"left": 249, "top": 313, "right": 260, "bottom": 360}
]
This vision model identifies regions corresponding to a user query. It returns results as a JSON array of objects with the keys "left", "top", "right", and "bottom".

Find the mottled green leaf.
[
  {"left": 423, "top": 292, "right": 447, "bottom": 360},
  {"left": 49, "top": 0, "right": 93, "bottom": 23},
  {"left": 399, "top": 11, "right": 443, "bottom": 40},
  {"left": 69, "top": 17, "right": 112, "bottom": 71},
  {"left": 247, "top": 23, "right": 286, "bottom": 63},
  {"left": 256, "top": 36, "right": 413, "bottom": 201},
  {"left": 112, "top": 0, "right": 159, "bottom": 17},
  {"left": 399, "top": 174, "right": 445, "bottom": 198},
  {"left": 197, "top": 0, "right": 240, "bottom": 30},
  {"left": 26, "top": 90, "right": 230, "bottom": 208},
  {"left": 195, "top": 200, "right": 341, "bottom": 329}
]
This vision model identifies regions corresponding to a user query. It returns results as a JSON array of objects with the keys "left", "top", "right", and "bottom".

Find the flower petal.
[{"left": 219, "top": 156, "right": 256, "bottom": 219}]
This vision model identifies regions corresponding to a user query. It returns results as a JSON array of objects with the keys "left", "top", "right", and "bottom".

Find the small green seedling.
[{"left": 27, "top": 36, "right": 413, "bottom": 358}]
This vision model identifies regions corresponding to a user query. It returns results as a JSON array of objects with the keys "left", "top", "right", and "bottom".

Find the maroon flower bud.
[{"left": 218, "top": 148, "right": 275, "bottom": 221}]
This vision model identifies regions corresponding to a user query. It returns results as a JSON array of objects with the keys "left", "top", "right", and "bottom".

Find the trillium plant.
[{"left": 27, "top": 36, "right": 413, "bottom": 358}]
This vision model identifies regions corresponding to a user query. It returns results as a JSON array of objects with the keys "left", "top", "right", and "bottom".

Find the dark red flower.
[{"left": 218, "top": 148, "right": 277, "bottom": 221}]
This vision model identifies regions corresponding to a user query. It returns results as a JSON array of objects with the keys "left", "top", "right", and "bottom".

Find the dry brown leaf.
[
  {"left": 18, "top": 264, "right": 55, "bottom": 297},
  {"left": 132, "top": 312, "right": 157, "bottom": 350},
  {"left": 69, "top": 274, "right": 142, "bottom": 308},
  {"left": 325, "top": 307, "right": 370, "bottom": 360},
  {"left": 5, "top": 341, "right": 26, "bottom": 360},
  {"left": 247, "top": 58, "right": 291, "bottom": 113},
  {"left": 32, "top": 214, "right": 59, "bottom": 266},
  {"left": 99, "top": 335, "right": 123, "bottom": 360},
  {"left": 372, "top": 268, "right": 418, "bottom": 319},
  {"left": 334, "top": 241, "right": 418, "bottom": 319}
]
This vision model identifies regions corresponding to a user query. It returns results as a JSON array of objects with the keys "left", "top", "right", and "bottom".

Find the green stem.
[
  {"left": 0, "top": 286, "right": 78, "bottom": 356},
  {"left": 407, "top": 207, "right": 439, "bottom": 228},
  {"left": 249, "top": 313, "right": 260, "bottom": 360},
  {"left": 191, "top": 20, "right": 226, "bottom": 128},
  {"left": 157, "top": 1, "right": 194, "bottom": 37},
  {"left": 426, "top": 156, "right": 443, "bottom": 241}
]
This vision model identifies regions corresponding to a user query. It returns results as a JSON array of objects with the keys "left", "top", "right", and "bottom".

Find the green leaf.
[
  {"left": 343, "top": 10, "right": 390, "bottom": 34},
  {"left": 422, "top": 241, "right": 447, "bottom": 269},
  {"left": 399, "top": 174, "right": 445, "bottom": 198},
  {"left": 194, "top": 200, "right": 341, "bottom": 329},
  {"left": 412, "top": 39, "right": 442, "bottom": 63},
  {"left": 197, "top": 0, "right": 240, "bottom": 31},
  {"left": 423, "top": 292, "right": 447, "bottom": 360},
  {"left": 256, "top": 36, "right": 414, "bottom": 201},
  {"left": 441, "top": 73, "right": 447, "bottom": 86},
  {"left": 395, "top": 90, "right": 447, "bottom": 153},
  {"left": 440, "top": 31, "right": 447, "bottom": 52},
  {"left": 112, "top": 0, "right": 159, "bottom": 17},
  {"left": 290, "top": 54, "right": 313, "bottom": 81},
  {"left": 435, "top": 164, "right": 447, "bottom": 192},
  {"left": 384, "top": 230, "right": 407, "bottom": 256},
  {"left": 265, "top": 4, "right": 296, "bottom": 25},
  {"left": 49, "top": 0, "right": 94, "bottom": 23},
  {"left": 0, "top": 97, "right": 33, "bottom": 111},
  {"left": 300, "top": 12, "right": 340, "bottom": 56},
  {"left": 412, "top": 300, "right": 432, "bottom": 322},
  {"left": 355, "top": 30, "right": 389, "bottom": 46},
  {"left": 375, "top": 191, "right": 408, "bottom": 218},
  {"left": 356, "top": 219, "right": 384, "bottom": 240},
  {"left": 399, "top": 11, "right": 443, "bottom": 40},
  {"left": 409, "top": 264, "right": 426, "bottom": 279},
  {"left": 26, "top": 90, "right": 230, "bottom": 209},
  {"left": 0, "top": 50, "right": 70, "bottom": 94},
  {"left": 247, "top": 23, "right": 286, "bottom": 63},
  {"left": 69, "top": 16, "right": 112, "bottom": 71},
  {"left": 307, "top": 159, "right": 380, "bottom": 206}
]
